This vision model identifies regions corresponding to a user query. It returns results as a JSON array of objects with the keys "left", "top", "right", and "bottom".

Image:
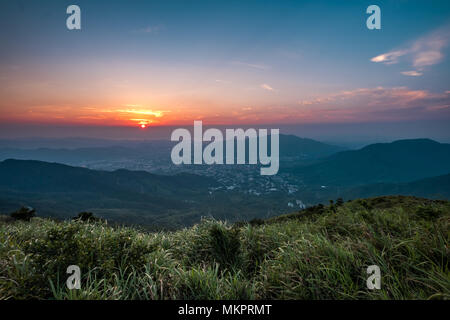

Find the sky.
[{"left": 0, "top": 0, "right": 449, "bottom": 142}]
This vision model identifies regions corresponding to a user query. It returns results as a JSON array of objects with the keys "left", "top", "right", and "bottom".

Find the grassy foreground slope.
[{"left": 0, "top": 195, "right": 449, "bottom": 300}]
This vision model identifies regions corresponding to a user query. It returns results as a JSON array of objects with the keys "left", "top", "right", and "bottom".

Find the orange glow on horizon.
[{"left": 1, "top": 85, "right": 445, "bottom": 127}]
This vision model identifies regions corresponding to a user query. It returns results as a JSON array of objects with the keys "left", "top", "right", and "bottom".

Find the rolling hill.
[
  {"left": 0, "top": 159, "right": 296, "bottom": 227},
  {"left": 1, "top": 138, "right": 449, "bottom": 227},
  {"left": 0, "top": 159, "right": 219, "bottom": 227},
  {"left": 287, "top": 139, "right": 450, "bottom": 186},
  {"left": 278, "top": 134, "right": 345, "bottom": 158},
  {"left": 0, "top": 159, "right": 215, "bottom": 194},
  {"left": 343, "top": 173, "right": 450, "bottom": 200},
  {"left": 0, "top": 135, "right": 345, "bottom": 168},
  {"left": 1, "top": 195, "right": 448, "bottom": 300}
]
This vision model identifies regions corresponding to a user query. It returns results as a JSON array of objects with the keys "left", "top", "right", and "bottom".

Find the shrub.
[
  {"left": 72, "top": 212, "right": 100, "bottom": 222},
  {"left": 249, "top": 218, "right": 264, "bottom": 226},
  {"left": 1, "top": 195, "right": 449, "bottom": 300},
  {"left": 209, "top": 224, "right": 241, "bottom": 271},
  {"left": 414, "top": 206, "right": 441, "bottom": 220},
  {"left": 11, "top": 207, "right": 36, "bottom": 221}
]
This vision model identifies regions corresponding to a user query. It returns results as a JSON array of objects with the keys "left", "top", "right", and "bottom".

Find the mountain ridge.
[
  {"left": 0, "top": 134, "right": 345, "bottom": 166},
  {"left": 287, "top": 138, "right": 450, "bottom": 186}
]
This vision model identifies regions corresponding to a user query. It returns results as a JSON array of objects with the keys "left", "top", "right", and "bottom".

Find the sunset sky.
[{"left": 0, "top": 0, "right": 449, "bottom": 141}]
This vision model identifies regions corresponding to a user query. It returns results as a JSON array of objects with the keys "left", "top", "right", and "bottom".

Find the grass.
[{"left": 0, "top": 195, "right": 449, "bottom": 300}]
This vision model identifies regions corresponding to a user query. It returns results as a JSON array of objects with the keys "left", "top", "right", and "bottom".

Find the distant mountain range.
[
  {"left": 287, "top": 139, "right": 450, "bottom": 186},
  {"left": 344, "top": 173, "right": 450, "bottom": 200},
  {"left": 0, "top": 135, "right": 345, "bottom": 168},
  {"left": 0, "top": 159, "right": 218, "bottom": 227},
  {"left": 278, "top": 135, "right": 345, "bottom": 158},
  {"left": 0, "top": 138, "right": 449, "bottom": 227},
  {"left": 0, "top": 159, "right": 293, "bottom": 227},
  {"left": 0, "top": 143, "right": 173, "bottom": 167},
  {"left": 0, "top": 159, "right": 215, "bottom": 194}
]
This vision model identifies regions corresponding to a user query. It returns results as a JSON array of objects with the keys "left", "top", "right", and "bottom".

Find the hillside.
[
  {"left": 1, "top": 153, "right": 450, "bottom": 228},
  {"left": 287, "top": 139, "right": 450, "bottom": 186},
  {"left": 343, "top": 174, "right": 450, "bottom": 200},
  {"left": 0, "top": 134, "right": 345, "bottom": 166},
  {"left": 0, "top": 159, "right": 304, "bottom": 227},
  {"left": 278, "top": 134, "right": 345, "bottom": 158},
  {"left": 0, "top": 159, "right": 219, "bottom": 227},
  {"left": 0, "top": 159, "right": 215, "bottom": 194},
  {"left": 0, "top": 142, "right": 173, "bottom": 168},
  {"left": 1, "top": 195, "right": 448, "bottom": 300}
]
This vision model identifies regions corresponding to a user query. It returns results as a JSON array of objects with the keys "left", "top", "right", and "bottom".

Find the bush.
[
  {"left": 209, "top": 225, "right": 241, "bottom": 271},
  {"left": 415, "top": 206, "right": 441, "bottom": 220},
  {"left": 3, "top": 221, "right": 157, "bottom": 298},
  {"left": 11, "top": 207, "right": 36, "bottom": 221},
  {"left": 249, "top": 218, "right": 264, "bottom": 226},
  {"left": 0, "top": 195, "right": 449, "bottom": 300},
  {"left": 72, "top": 212, "right": 100, "bottom": 222}
]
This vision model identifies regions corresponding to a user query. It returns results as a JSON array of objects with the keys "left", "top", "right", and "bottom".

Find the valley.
[{"left": 0, "top": 136, "right": 449, "bottom": 228}]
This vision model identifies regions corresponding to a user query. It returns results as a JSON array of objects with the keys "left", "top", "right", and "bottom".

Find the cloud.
[
  {"left": 116, "top": 107, "right": 165, "bottom": 117},
  {"left": 299, "top": 87, "right": 434, "bottom": 107},
  {"left": 401, "top": 70, "right": 423, "bottom": 77},
  {"left": 230, "top": 61, "right": 269, "bottom": 70},
  {"left": 260, "top": 83, "right": 274, "bottom": 91},
  {"left": 215, "top": 79, "right": 231, "bottom": 84},
  {"left": 371, "top": 25, "right": 450, "bottom": 75},
  {"left": 371, "top": 50, "right": 408, "bottom": 65},
  {"left": 295, "top": 87, "right": 450, "bottom": 122},
  {"left": 134, "top": 25, "right": 164, "bottom": 34}
]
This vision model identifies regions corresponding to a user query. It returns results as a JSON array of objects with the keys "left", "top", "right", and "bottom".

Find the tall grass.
[{"left": 0, "top": 196, "right": 449, "bottom": 300}]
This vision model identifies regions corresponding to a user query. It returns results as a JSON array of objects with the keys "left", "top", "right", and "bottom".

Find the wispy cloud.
[
  {"left": 117, "top": 109, "right": 165, "bottom": 117},
  {"left": 401, "top": 70, "right": 423, "bottom": 77},
  {"left": 371, "top": 50, "right": 408, "bottom": 65},
  {"left": 260, "top": 83, "right": 274, "bottom": 91},
  {"left": 134, "top": 24, "right": 165, "bottom": 34},
  {"left": 295, "top": 86, "right": 450, "bottom": 122},
  {"left": 230, "top": 61, "right": 269, "bottom": 70},
  {"left": 215, "top": 79, "right": 231, "bottom": 84},
  {"left": 117, "top": 105, "right": 167, "bottom": 118},
  {"left": 371, "top": 25, "right": 450, "bottom": 76},
  {"left": 298, "top": 87, "right": 435, "bottom": 107}
]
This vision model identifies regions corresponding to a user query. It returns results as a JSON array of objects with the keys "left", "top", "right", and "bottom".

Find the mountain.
[
  {"left": 0, "top": 159, "right": 293, "bottom": 227},
  {"left": 0, "top": 159, "right": 215, "bottom": 194},
  {"left": 343, "top": 174, "right": 450, "bottom": 200},
  {"left": 0, "top": 141, "right": 173, "bottom": 166},
  {"left": 0, "top": 146, "right": 144, "bottom": 164},
  {"left": 287, "top": 139, "right": 450, "bottom": 186},
  {"left": 0, "top": 137, "right": 172, "bottom": 149},
  {"left": 278, "top": 135, "right": 345, "bottom": 159},
  {"left": 1, "top": 138, "right": 448, "bottom": 227},
  {"left": 0, "top": 159, "right": 219, "bottom": 227},
  {"left": 0, "top": 135, "right": 345, "bottom": 168}
]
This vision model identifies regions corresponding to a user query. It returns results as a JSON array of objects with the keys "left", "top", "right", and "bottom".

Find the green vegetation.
[
  {"left": 0, "top": 196, "right": 449, "bottom": 300},
  {"left": 10, "top": 207, "right": 36, "bottom": 222},
  {"left": 72, "top": 212, "right": 101, "bottom": 222}
]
